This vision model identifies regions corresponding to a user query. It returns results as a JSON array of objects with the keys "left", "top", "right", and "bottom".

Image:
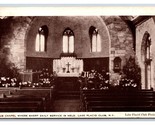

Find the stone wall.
[
  {"left": 136, "top": 17, "right": 155, "bottom": 89},
  {"left": 101, "top": 16, "right": 134, "bottom": 84},
  {"left": 102, "top": 16, "right": 134, "bottom": 72},
  {"left": 0, "top": 17, "right": 33, "bottom": 70}
]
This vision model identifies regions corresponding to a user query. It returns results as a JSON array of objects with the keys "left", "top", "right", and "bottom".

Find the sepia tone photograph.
[{"left": 0, "top": 6, "right": 155, "bottom": 118}]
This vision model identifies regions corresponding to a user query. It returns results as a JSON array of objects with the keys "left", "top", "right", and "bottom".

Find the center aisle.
[
  {"left": 53, "top": 99, "right": 80, "bottom": 112},
  {"left": 53, "top": 91, "right": 81, "bottom": 112}
]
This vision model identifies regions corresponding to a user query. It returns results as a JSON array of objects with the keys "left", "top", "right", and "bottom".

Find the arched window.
[
  {"left": 89, "top": 26, "right": 101, "bottom": 52},
  {"left": 35, "top": 25, "right": 48, "bottom": 52},
  {"left": 113, "top": 57, "right": 122, "bottom": 73},
  {"left": 63, "top": 28, "right": 74, "bottom": 53},
  {"left": 145, "top": 35, "right": 151, "bottom": 63},
  {"left": 141, "top": 32, "right": 152, "bottom": 89}
]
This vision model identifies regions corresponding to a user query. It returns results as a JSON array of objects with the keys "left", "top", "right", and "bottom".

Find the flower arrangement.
[
  {"left": 38, "top": 68, "right": 56, "bottom": 87},
  {"left": 0, "top": 68, "right": 57, "bottom": 88},
  {"left": 79, "top": 56, "right": 141, "bottom": 90},
  {"left": 79, "top": 69, "right": 110, "bottom": 90},
  {"left": 120, "top": 56, "right": 141, "bottom": 90},
  {"left": 18, "top": 69, "right": 56, "bottom": 88},
  {"left": 0, "top": 77, "right": 19, "bottom": 87},
  {"left": 0, "top": 47, "right": 21, "bottom": 87},
  {"left": 19, "top": 81, "right": 31, "bottom": 87},
  {"left": 120, "top": 78, "right": 137, "bottom": 88}
]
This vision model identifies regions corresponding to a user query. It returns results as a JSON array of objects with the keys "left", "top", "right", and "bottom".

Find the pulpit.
[
  {"left": 19, "top": 70, "right": 40, "bottom": 83},
  {"left": 19, "top": 70, "right": 33, "bottom": 82}
]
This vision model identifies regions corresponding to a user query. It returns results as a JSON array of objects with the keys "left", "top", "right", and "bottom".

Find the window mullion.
[
  {"left": 68, "top": 35, "right": 69, "bottom": 53},
  {"left": 39, "top": 33, "right": 41, "bottom": 51},
  {"left": 96, "top": 33, "right": 98, "bottom": 52}
]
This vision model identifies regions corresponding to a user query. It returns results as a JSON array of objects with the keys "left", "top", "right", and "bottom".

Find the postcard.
[{"left": 0, "top": 6, "right": 155, "bottom": 119}]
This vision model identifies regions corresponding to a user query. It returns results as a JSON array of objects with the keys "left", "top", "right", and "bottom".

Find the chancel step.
[{"left": 57, "top": 91, "right": 80, "bottom": 99}]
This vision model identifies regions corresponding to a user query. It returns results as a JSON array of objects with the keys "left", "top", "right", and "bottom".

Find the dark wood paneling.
[
  {"left": 83, "top": 57, "right": 109, "bottom": 72},
  {"left": 26, "top": 57, "right": 53, "bottom": 72},
  {"left": 26, "top": 57, "right": 109, "bottom": 72}
]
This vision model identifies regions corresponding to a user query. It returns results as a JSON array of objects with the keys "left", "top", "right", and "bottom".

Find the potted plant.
[{"left": 120, "top": 56, "right": 141, "bottom": 90}]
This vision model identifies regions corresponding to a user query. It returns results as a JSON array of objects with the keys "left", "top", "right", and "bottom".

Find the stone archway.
[{"left": 141, "top": 31, "right": 152, "bottom": 89}]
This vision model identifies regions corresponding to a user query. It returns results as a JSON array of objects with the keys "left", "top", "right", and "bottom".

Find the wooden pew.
[
  {"left": 12, "top": 87, "right": 55, "bottom": 111},
  {"left": 86, "top": 100, "right": 155, "bottom": 111},
  {"left": 0, "top": 86, "right": 55, "bottom": 112},
  {"left": 80, "top": 89, "right": 155, "bottom": 112},
  {"left": 0, "top": 101, "right": 42, "bottom": 112},
  {"left": 0, "top": 96, "right": 44, "bottom": 112},
  {"left": 90, "top": 105, "right": 155, "bottom": 112}
]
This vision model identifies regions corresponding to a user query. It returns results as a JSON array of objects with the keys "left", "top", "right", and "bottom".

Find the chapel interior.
[{"left": 0, "top": 16, "right": 155, "bottom": 112}]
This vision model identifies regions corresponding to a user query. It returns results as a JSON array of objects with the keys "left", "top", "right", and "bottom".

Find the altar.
[
  {"left": 53, "top": 56, "right": 83, "bottom": 91},
  {"left": 53, "top": 56, "right": 83, "bottom": 77}
]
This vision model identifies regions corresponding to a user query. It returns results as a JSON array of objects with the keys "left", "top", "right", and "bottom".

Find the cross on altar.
[{"left": 66, "top": 62, "right": 71, "bottom": 73}]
